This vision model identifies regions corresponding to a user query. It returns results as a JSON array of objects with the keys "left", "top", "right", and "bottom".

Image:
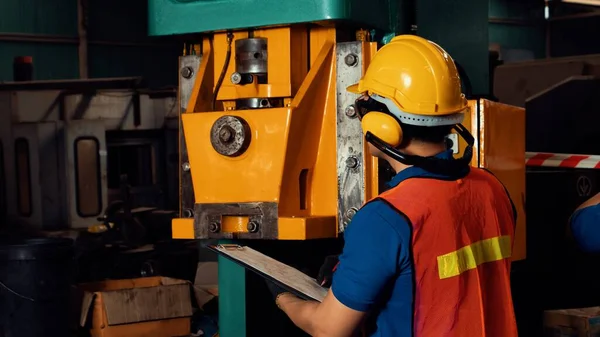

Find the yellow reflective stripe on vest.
[{"left": 437, "top": 235, "right": 512, "bottom": 279}]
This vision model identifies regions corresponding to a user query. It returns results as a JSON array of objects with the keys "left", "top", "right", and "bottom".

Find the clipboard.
[{"left": 208, "top": 244, "right": 328, "bottom": 302}]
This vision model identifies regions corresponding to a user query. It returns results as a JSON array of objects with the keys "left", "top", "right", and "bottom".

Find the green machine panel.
[{"left": 148, "top": 0, "right": 400, "bottom": 36}]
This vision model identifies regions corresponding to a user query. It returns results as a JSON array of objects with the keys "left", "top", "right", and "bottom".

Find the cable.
[
  {"left": 212, "top": 31, "right": 234, "bottom": 111},
  {"left": 454, "top": 61, "right": 473, "bottom": 99},
  {"left": 365, "top": 123, "right": 475, "bottom": 176},
  {"left": 0, "top": 280, "right": 35, "bottom": 302}
]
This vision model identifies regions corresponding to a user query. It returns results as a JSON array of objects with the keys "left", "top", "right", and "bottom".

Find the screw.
[
  {"left": 247, "top": 221, "right": 259, "bottom": 233},
  {"left": 345, "top": 53, "right": 358, "bottom": 66},
  {"left": 345, "top": 156, "right": 359, "bottom": 169},
  {"left": 209, "top": 222, "right": 220, "bottom": 233},
  {"left": 218, "top": 126, "right": 234, "bottom": 143},
  {"left": 345, "top": 207, "right": 358, "bottom": 221},
  {"left": 230, "top": 72, "right": 242, "bottom": 84},
  {"left": 181, "top": 66, "right": 193, "bottom": 79},
  {"left": 182, "top": 162, "right": 190, "bottom": 171},
  {"left": 182, "top": 209, "right": 194, "bottom": 218},
  {"left": 345, "top": 105, "right": 357, "bottom": 118}
]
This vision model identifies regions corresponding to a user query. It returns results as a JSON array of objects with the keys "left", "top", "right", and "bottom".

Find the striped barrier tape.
[{"left": 526, "top": 152, "right": 600, "bottom": 169}]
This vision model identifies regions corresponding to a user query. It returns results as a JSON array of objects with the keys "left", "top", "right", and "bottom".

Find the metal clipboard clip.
[{"left": 217, "top": 244, "right": 244, "bottom": 251}]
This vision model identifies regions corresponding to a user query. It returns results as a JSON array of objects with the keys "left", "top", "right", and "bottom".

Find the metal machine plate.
[
  {"left": 63, "top": 120, "right": 108, "bottom": 229},
  {"left": 336, "top": 42, "right": 365, "bottom": 232},
  {"left": 179, "top": 55, "right": 201, "bottom": 218},
  {"left": 194, "top": 202, "right": 278, "bottom": 239},
  {"left": 9, "top": 123, "right": 61, "bottom": 230},
  {"left": 148, "top": 0, "right": 397, "bottom": 36},
  {"left": 179, "top": 55, "right": 201, "bottom": 113}
]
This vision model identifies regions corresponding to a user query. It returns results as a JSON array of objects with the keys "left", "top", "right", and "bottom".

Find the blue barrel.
[{"left": 0, "top": 237, "right": 74, "bottom": 337}]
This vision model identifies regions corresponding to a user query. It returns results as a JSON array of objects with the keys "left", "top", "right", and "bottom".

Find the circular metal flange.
[{"left": 210, "top": 115, "right": 252, "bottom": 157}]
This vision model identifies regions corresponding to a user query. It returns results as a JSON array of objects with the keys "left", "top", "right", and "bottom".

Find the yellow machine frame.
[
  {"left": 172, "top": 26, "right": 526, "bottom": 260},
  {"left": 173, "top": 26, "right": 379, "bottom": 240}
]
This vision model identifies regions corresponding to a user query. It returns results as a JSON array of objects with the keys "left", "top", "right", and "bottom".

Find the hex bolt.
[
  {"left": 247, "top": 221, "right": 259, "bottom": 233},
  {"left": 182, "top": 162, "right": 190, "bottom": 172},
  {"left": 345, "top": 105, "right": 357, "bottom": 118},
  {"left": 218, "top": 126, "right": 234, "bottom": 143},
  {"left": 182, "top": 208, "right": 194, "bottom": 218},
  {"left": 345, "top": 156, "right": 359, "bottom": 169},
  {"left": 180, "top": 66, "right": 194, "bottom": 79},
  {"left": 209, "top": 221, "right": 220, "bottom": 233},
  {"left": 345, "top": 207, "right": 358, "bottom": 221},
  {"left": 345, "top": 53, "right": 358, "bottom": 67},
  {"left": 230, "top": 72, "right": 242, "bottom": 84}
]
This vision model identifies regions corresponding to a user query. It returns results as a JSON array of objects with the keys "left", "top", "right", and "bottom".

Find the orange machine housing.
[{"left": 172, "top": 26, "right": 526, "bottom": 260}]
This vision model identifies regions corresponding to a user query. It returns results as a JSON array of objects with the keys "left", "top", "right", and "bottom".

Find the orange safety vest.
[{"left": 377, "top": 168, "right": 518, "bottom": 337}]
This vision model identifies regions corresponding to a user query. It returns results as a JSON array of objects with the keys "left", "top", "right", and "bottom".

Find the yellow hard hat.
[{"left": 347, "top": 35, "right": 468, "bottom": 116}]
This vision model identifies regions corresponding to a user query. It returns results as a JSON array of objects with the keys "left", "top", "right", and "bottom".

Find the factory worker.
[
  {"left": 267, "top": 35, "right": 518, "bottom": 337},
  {"left": 570, "top": 192, "right": 600, "bottom": 252}
]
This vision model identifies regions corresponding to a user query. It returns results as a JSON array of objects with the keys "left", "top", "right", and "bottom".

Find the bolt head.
[
  {"left": 182, "top": 162, "right": 190, "bottom": 171},
  {"left": 345, "top": 156, "right": 359, "bottom": 168},
  {"left": 180, "top": 66, "right": 193, "bottom": 79},
  {"left": 247, "top": 221, "right": 259, "bottom": 233},
  {"left": 345, "top": 207, "right": 358, "bottom": 220},
  {"left": 345, "top": 105, "right": 357, "bottom": 118},
  {"left": 209, "top": 222, "right": 220, "bottom": 233},
  {"left": 230, "top": 72, "right": 242, "bottom": 84},
  {"left": 345, "top": 54, "right": 358, "bottom": 66},
  {"left": 218, "top": 126, "right": 234, "bottom": 143},
  {"left": 182, "top": 209, "right": 194, "bottom": 218}
]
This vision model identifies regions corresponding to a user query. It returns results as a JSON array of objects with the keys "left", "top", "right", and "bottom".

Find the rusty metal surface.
[
  {"left": 335, "top": 42, "right": 365, "bottom": 232},
  {"left": 194, "top": 202, "right": 278, "bottom": 239},
  {"left": 178, "top": 55, "right": 201, "bottom": 217}
]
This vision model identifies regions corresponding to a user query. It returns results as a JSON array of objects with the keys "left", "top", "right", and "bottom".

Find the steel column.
[{"left": 217, "top": 240, "right": 247, "bottom": 337}]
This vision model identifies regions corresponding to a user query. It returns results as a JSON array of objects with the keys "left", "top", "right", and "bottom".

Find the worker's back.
[{"left": 379, "top": 167, "right": 517, "bottom": 337}]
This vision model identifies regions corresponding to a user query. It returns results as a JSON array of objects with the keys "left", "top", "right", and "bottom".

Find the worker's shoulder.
[
  {"left": 350, "top": 199, "right": 410, "bottom": 235},
  {"left": 570, "top": 204, "right": 600, "bottom": 253},
  {"left": 471, "top": 167, "right": 508, "bottom": 189}
]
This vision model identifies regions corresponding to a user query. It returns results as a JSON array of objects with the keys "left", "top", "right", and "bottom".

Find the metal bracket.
[
  {"left": 179, "top": 55, "right": 201, "bottom": 217},
  {"left": 336, "top": 42, "right": 365, "bottom": 232},
  {"left": 194, "top": 202, "right": 278, "bottom": 239}
]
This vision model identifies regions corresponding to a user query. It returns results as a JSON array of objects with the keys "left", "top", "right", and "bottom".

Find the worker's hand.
[
  {"left": 265, "top": 279, "right": 289, "bottom": 300},
  {"left": 317, "top": 255, "right": 340, "bottom": 288}
]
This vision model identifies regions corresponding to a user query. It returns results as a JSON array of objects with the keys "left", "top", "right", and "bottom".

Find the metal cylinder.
[
  {"left": 235, "top": 38, "right": 267, "bottom": 74},
  {"left": 236, "top": 98, "right": 272, "bottom": 109}
]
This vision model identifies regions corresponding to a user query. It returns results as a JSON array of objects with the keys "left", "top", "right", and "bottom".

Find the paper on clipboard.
[{"left": 209, "top": 244, "right": 328, "bottom": 302}]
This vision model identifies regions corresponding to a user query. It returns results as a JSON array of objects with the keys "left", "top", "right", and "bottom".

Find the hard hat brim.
[{"left": 346, "top": 83, "right": 362, "bottom": 94}]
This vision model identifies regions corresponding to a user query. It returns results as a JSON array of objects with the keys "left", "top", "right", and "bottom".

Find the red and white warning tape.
[{"left": 526, "top": 152, "right": 600, "bottom": 169}]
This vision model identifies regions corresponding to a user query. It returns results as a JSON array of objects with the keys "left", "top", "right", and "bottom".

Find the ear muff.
[{"left": 361, "top": 112, "right": 403, "bottom": 147}]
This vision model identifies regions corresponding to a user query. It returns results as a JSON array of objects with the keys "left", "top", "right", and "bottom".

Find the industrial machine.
[
  {"left": 148, "top": 1, "right": 527, "bottom": 335},
  {"left": 0, "top": 78, "right": 178, "bottom": 231}
]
